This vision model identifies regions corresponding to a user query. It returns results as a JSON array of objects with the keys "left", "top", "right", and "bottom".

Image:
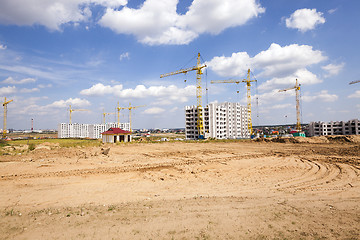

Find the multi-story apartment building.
[
  {"left": 58, "top": 122, "right": 130, "bottom": 139},
  {"left": 185, "top": 102, "right": 249, "bottom": 140},
  {"left": 308, "top": 119, "right": 359, "bottom": 136}
]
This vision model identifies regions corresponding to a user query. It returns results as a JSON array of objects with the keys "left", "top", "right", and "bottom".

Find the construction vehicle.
[
  {"left": 2, "top": 97, "right": 13, "bottom": 139},
  {"left": 160, "top": 53, "right": 207, "bottom": 139},
  {"left": 69, "top": 105, "right": 89, "bottom": 124},
  {"left": 349, "top": 80, "right": 360, "bottom": 85},
  {"left": 279, "top": 79, "right": 305, "bottom": 137},
  {"left": 211, "top": 69, "right": 257, "bottom": 136},
  {"left": 117, "top": 103, "right": 145, "bottom": 131}
]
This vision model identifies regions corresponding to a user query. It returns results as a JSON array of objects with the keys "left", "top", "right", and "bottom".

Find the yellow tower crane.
[
  {"left": 102, "top": 110, "right": 116, "bottom": 124},
  {"left": 349, "top": 80, "right": 360, "bottom": 85},
  {"left": 279, "top": 79, "right": 302, "bottom": 131},
  {"left": 160, "top": 53, "right": 207, "bottom": 139},
  {"left": 2, "top": 97, "right": 13, "bottom": 139},
  {"left": 69, "top": 105, "right": 89, "bottom": 124},
  {"left": 211, "top": 69, "right": 257, "bottom": 136},
  {"left": 118, "top": 103, "right": 145, "bottom": 132}
]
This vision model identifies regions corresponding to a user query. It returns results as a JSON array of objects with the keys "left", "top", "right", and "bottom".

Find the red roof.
[{"left": 101, "top": 128, "right": 132, "bottom": 135}]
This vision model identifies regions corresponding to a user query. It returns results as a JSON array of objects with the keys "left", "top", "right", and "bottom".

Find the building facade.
[
  {"left": 58, "top": 122, "right": 130, "bottom": 139},
  {"left": 308, "top": 119, "right": 360, "bottom": 136},
  {"left": 185, "top": 102, "right": 249, "bottom": 140}
]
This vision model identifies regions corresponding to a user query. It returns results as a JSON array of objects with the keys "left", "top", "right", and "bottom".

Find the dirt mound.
[
  {"left": 326, "top": 135, "right": 360, "bottom": 143},
  {"left": 254, "top": 135, "right": 360, "bottom": 144}
]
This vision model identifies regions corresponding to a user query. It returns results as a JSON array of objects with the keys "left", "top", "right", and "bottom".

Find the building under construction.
[
  {"left": 185, "top": 102, "right": 249, "bottom": 140},
  {"left": 58, "top": 122, "right": 130, "bottom": 139},
  {"left": 308, "top": 119, "right": 360, "bottom": 137}
]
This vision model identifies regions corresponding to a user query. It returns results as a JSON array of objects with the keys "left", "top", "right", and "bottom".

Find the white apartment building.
[
  {"left": 308, "top": 119, "right": 359, "bottom": 136},
  {"left": 185, "top": 102, "right": 249, "bottom": 140},
  {"left": 58, "top": 122, "right": 130, "bottom": 139}
]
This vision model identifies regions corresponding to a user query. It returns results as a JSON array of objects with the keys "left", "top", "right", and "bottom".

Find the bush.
[{"left": 28, "top": 143, "right": 36, "bottom": 151}]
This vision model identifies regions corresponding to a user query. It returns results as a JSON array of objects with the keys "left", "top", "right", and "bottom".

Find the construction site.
[{"left": 0, "top": 54, "right": 360, "bottom": 239}]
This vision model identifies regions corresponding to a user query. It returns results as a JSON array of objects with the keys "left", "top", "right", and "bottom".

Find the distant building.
[
  {"left": 185, "top": 102, "right": 249, "bottom": 140},
  {"left": 101, "top": 128, "right": 132, "bottom": 143},
  {"left": 308, "top": 119, "right": 360, "bottom": 136},
  {"left": 58, "top": 122, "right": 130, "bottom": 139}
]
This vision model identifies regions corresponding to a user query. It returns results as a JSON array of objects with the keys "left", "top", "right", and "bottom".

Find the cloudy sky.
[{"left": 0, "top": 0, "right": 359, "bottom": 130}]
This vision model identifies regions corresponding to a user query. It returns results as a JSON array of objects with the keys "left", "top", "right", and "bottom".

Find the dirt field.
[{"left": 0, "top": 137, "right": 359, "bottom": 239}]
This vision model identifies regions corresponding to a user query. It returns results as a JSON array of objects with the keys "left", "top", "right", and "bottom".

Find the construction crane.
[
  {"left": 69, "top": 105, "right": 89, "bottom": 124},
  {"left": 102, "top": 110, "right": 116, "bottom": 124},
  {"left": 118, "top": 103, "right": 145, "bottom": 131},
  {"left": 160, "top": 53, "right": 207, "bottom": 139},
  {"left": 349, "top": 80, "right": 360, "bottom": 85},
  {"left": 279, "top": 79, "right": 302, "bottom": 131},
  {"left": 211, "top": 69, "right": 257, "bottom": 136},
  {"left": 2, "top": 97, "right": 13, "bottom": 139}
]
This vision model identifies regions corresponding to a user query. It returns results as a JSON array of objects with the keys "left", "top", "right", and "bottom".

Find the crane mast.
[
  {"left": 279, "top": 79, "right": 301, "bottom": 131},
  {"left": 160, "top": 53, "right": 207, "bottom": 139},
  {"left": 2, "top": 97, "right": 13, "bottom": 139},
  {"left": 211, "top": 69, "right": 256, "bottom": 136}
]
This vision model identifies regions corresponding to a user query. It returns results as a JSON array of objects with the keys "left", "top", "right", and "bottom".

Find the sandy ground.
[{"left": 0, "top": 138, "right": 359, "bottom": 239}]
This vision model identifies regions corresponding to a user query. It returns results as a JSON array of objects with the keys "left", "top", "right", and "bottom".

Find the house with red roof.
[{"left": 101, "top": 128, "right": 132, "bottom": 143}]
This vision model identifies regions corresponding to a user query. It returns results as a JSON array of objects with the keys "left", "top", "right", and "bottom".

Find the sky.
[{"left": 0, "top": 0, "right": 359, "bottom": 130}]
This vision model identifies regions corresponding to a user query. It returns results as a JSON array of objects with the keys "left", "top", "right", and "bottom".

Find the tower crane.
[
  {"left": 279, "top": 79, "right": 302, "bottom": 131},
  {"left": 118, "top": 103, "right": 145, "bottom": 131},
  {"left": 211, "top": 69, "right": 257, "bottom": 136},
  {"left": 349, "top": 80, "right": 360, "bottom": 85},
  {"left": 160, "top": 53, "right": 207, "bottom": 139},
  {"left": 102, "top": 110, "right": 116, "bottom": 124},
  {"left": 2, "top": 97, "right": 13, "bottom": 139},
  {"left": 69, "top": 105, "right": 89, "bottom": 124}
]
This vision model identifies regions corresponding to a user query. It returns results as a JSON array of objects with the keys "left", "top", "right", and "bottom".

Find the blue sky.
[{"left": 0, "top": 0, "right": 359, "bottom": 130}]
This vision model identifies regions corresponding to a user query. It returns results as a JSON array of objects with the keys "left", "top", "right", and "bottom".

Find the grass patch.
[
  {"left": 0, "top": 139, "right": 9, "bottom": 147},
  {"left": 8, "top": 138, "right": 101, "bottom": 148}
]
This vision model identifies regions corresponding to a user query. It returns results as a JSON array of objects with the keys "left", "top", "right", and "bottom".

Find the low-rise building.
[
  {"left": 101, "top": 128, "right": 132, "bottom": 143},
  {"left": 308, "top": 119, "right": 360, "bottom": 136}
]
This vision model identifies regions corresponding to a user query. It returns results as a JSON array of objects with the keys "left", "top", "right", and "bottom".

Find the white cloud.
[
  {"left": 253, "top": 43, "right": 326, "bottom": 78},
  {"left": 81, "top": 83, "right": 196, "bottom": 103},
  {"left": 48, "top": 97, "right": 91, "bottom": 108},
  {"left": 270, "top": 103, "right": 292, "bottom": 109},
  {"left": 143, "top": 107, "right": 165, "bottom": 114},
  {"left": 2, "top": 76, "right": 36, "bottom": 84},
  {"left": 119, "top": 52, "right": 130, "bottom": 61},
  {"left": 207, "top": 43, "right": 326, "bottom": 80},
  {"left": 99, "top": 0, "right": 265, "bottom": 45},
  {"left": 20, "top": 87, "right": 40, "bottom": 93},
  {"left": 321, "top": 63, "right": 345, "bottom": 77},
  {"left": 328, "top": 8, "right": 337, "bottom": 14},
  {"left": 38, "top": 84, "right": 53, "bottom": 88},
  {"left": 0, "top": 86, "right": 17, "bottom": 96},
  {"left": 0, "top": 0, "right": 127, "bottom": 31},
  {"left": 0, "top": 44, "right": 7, "bottom": 50},
  {"left": 302, "top": 90, "right": 338, "bottom": 102},
  {"left": 206, "top": 52, "right": 251, "bottom": 77},
  {"left": 259, "top": 68, "right": 322, "bottom": 90},
  {"left": 178, "top": 0, "right": 265, "bottom": 35},
  {"left": 80, "top": 83, "right": 124, "bottom": 96},
  {"left": 348, "top": 90, "right": 360, "bottom": 99},
  {"left": 285, "top": 8, "right": 325, "bottom": 32},
  {"left": 256, "top": 89, "right": 293, "bottom": 105}
]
